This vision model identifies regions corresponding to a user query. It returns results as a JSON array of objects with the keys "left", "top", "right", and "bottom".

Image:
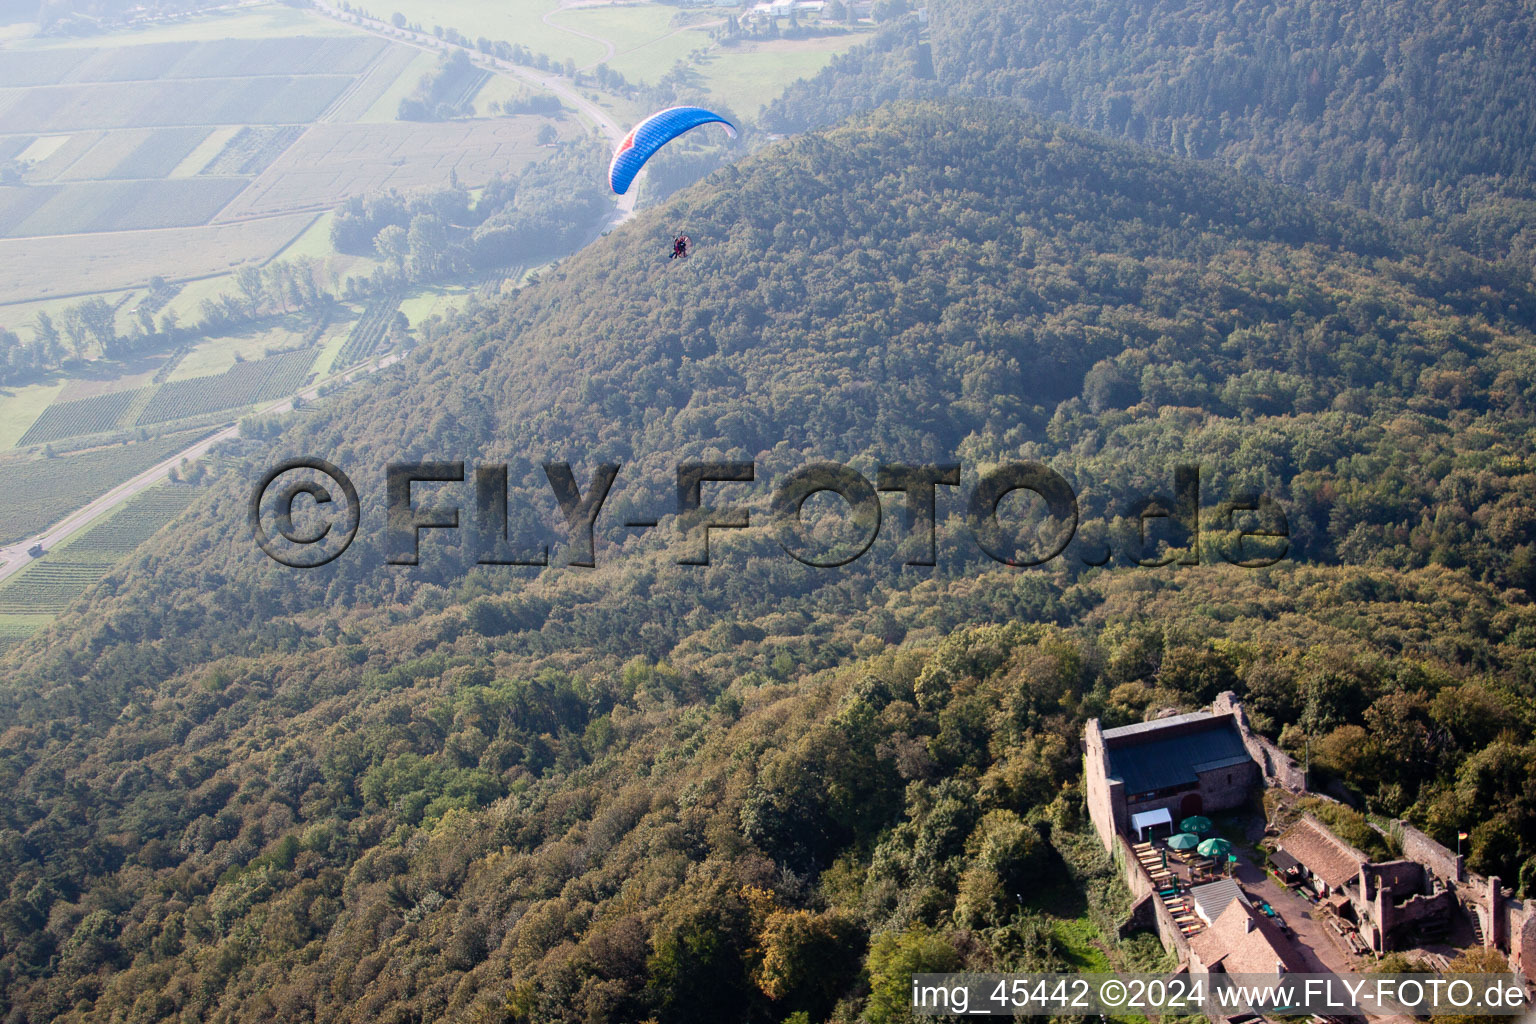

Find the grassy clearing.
[
  {"left": 270, "top": 211, "right": 359, "bottom": 268},
  {"left": 472, "top": 73, "right": 524, "bottom": 117},
  {"left": 698, "top": 33, "right": 870, "bottom": 116},
  {"left": 311, "top": 317, "right": 360, "bottom": 378},
  {"left": 0, "top": 381, "right": 65, "bottom": 450},
  {"left": 378, "top": 0, "right": 596, "bottom": 65},
  {"left": 168, "top": 324, "right": 309, "bottom": 382},
  {"left": 397, "top": 283, "right": 473, "bottom": 326},
  {"left": 158, "top": 273, "right": 237, "bottom": 326},
  {"left": 1049, "top": 916, "right": 1115, "bottom": 971},
  {"left": 55, "top": 353, "right": 165, "bottom": 402},
  {"left": 561, "top": 6, "right": 713, "bottom": 79}
]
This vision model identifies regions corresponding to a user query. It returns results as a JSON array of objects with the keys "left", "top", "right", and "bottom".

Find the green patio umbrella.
[
  {"left": 1180, "top": 815, "right": 1214, "bottom": 833},
  {"left": 1167, "top": 832, "right": 1201, "bottom": 851},
  {"left": 1198, "top": 837, "right": 1233, "bottom": 858}
]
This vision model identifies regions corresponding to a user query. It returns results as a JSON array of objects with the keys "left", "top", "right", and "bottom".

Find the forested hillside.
[
  {"left": 769, "top": 1, "right": 1536, "bottom": 267},
  {"left": 1, "top": 102, "right": 1535, "bottom": 1021}
]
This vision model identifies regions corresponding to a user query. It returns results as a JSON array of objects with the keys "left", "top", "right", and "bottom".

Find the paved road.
[
  {"left": 312, "top": 1, "right": 638, "bottom": 221},
  {"left": 0, "top": 353, "right": 400, "bottom": 587}
]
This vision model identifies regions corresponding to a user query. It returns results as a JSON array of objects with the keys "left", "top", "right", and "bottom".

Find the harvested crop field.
[
  {"left": 4, "top": 36, "right": 391, "bottom": 88},
  {"left": 0, "top": 187, "right": 54, "bottom": 237},
  {"left": 0, "top": 76, "right": 356, "bottom": 133},
  {"left": 216, "top": 118, "right": 561, "bottom": 219},
  {"left": 19, "top": 131, "right": 99, "bottom": 179},
  {"left": 0, "top": 177, "right": 248, "bottom": 237},
  {"left": 0, "top": 212, "right": 315, "bottom": 301},
  {"left": 0, "top": 49, "right": 89, "bottom": 88},
  {"left": 48, "top": 127, "right": 213, "bottom": 181}
]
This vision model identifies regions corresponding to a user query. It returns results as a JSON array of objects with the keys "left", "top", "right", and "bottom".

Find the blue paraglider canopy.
[{"left": 609, "top": 106, "right": 737, "bottom": 195}]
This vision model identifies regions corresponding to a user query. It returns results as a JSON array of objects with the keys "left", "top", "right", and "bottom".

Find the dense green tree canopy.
[{"left": 1, "top": 100, "right": 1534, "bottom": 1022}]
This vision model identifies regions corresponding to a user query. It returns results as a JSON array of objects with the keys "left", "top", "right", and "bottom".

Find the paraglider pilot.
[{"left": 671, "top": 235, "right": 690, "bottom": 259}]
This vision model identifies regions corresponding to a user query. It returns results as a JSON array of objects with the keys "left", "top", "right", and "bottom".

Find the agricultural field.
[
  {"left": 0, "top": 428, "right": 210, "bottom": 544},
  {"left": 213, "top": 117, "right": 572, "bottom": 221},
  {"left": 370, "top": 0, "right": 604, "bottom": 66},
  {"left": 6, "top": 5, "right": 359, "bottom": 50},
  {"left": 0, "top": 75, "right": 356, "bottom": 134},
  {"left": 136, "top": 347, "right": 316, "bottom": 425},
  {"left": 0, "top": 212, "right": 315, "bottom": 301},
  {"left": 328, "top": 44, "right": 426, "bottom": 123},
  {"left": 0, "top": 381, "right": 63, "bottom": 449},
  {"left": 52, "top": 483, "right": 197, "bottom": 559},
  {"left": 555, "top": 5, "right": 719, "bottom": 78},
  {"left": 0, "top": 10, "right": 581, "bottom": 309},
  {"left": 48, "top": 125, "right": 214, "bottom": 181},
  {"left": 0, "top": 484, "right": 196, "bottom": 621},
  {"left": 0, "top": 615, "right": 50, "bottom": 656},
  {"left": 198, "top": 126, "right": 308, "bottom": 177},
  {"left": 0, "top": 177, "right": 249, "bottom": 237},
  {"left": 0, "top": 48, "right": 91, "bottom": 88},
  {"left": 0, "top": 560, "right": 115, "bottom": 613},
  {"left": 334, "top": 295, "right": 400, "bottom": 367},
  {"left": 697, "top": 32, "right": 874, "bottom": 116},
  {"left": 17, "top": 386, "right": 149, "bottom": 446}
]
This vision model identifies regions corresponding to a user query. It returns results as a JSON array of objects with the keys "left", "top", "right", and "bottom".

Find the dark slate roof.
[
  {"left": 1191, "top": 877, "right": 1250, "bottom": 925},
  {"left": 1269, "top": 849, "right": 1302, "bottom": 874},
  {"left": 1103, "top": 712, "right": 1252, "bottom": 796},
  {"left": 1101, "top": 711, "right": 1211, "bottom": 740}
]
